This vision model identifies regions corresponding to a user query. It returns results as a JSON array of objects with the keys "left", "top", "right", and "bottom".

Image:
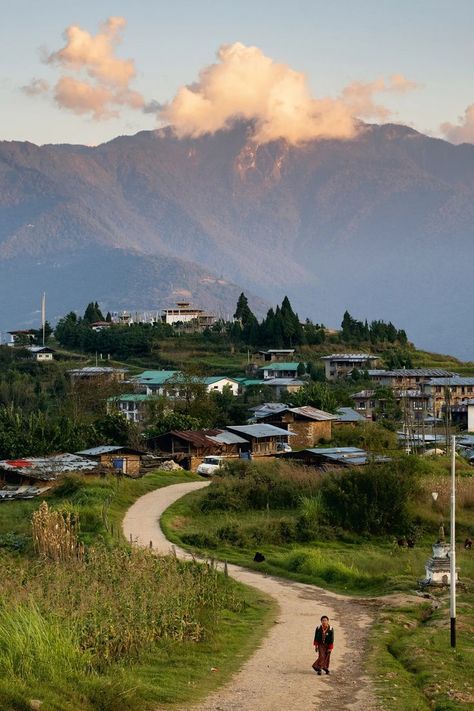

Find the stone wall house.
[
  {"left": 255, "top": 405, "right": 336, "bottom": 447},
  {"left": 76, "top": 446, "right": 145, "bottom": 477}
]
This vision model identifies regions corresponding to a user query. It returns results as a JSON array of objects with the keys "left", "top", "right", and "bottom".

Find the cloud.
[
  {"left": 21, "top": 78, "right": 49, "bottom": 96},
  {"left": 441, "top": 105, "right": 474, "bottom": 144},
  {"left": 161, "top": 42, "right": 418, "bottom": 144},
  {"left": 341, "top": 75, "right": 419, "bottom": 121},
  {"left": 26, "top": 16, "right": 145, "bottom": 119}
]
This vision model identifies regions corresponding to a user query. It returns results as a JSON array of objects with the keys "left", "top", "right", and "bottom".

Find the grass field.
[
  {"left": 161, "top": 461, "right": 474, "bottom": 711},
  {"left": 0, "top": 471, "right": 275, "bottom": 711}
]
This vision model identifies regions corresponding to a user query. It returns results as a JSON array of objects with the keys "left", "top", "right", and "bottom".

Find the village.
[{"left": 1, "top": 298, "right": 473, "bottom": 496}]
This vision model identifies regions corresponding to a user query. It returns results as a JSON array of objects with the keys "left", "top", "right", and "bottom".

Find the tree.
[
  {"left": 83, "top": 301, "right": 105, "bottom": 324},
  {"left": 297, "top": 362, "right": 306, "bottom": 377},
  {"left": 287, "top": 382, "right": 338, "bottom": 413},
  {"left": 233, "top": 293, "right": 256, "bottom": 327}
]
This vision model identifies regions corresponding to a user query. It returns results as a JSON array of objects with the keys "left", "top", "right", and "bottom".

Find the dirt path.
[{"left": 123, "top": 481, "right": 378, "bottom": 711}]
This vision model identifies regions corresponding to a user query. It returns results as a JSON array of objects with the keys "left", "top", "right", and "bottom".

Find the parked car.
[
  {"left": 276, "top": 442, "right": 292, "bottom": 453},
  {"left": 197, "top": 456, "right": 226, "bottom": 476}
]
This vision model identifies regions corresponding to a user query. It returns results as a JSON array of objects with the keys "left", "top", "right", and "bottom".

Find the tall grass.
[{"left": 0, "top": 600, "right": 91, "bottom": 680}]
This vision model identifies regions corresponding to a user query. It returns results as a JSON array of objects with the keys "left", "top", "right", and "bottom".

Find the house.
[
  {"left": 90, "top": 321, "right": 112, "bottom": 332},
  {"left": 282, "top": 447, "right": 390, "bottom": 468},
  {"left": 260, "top": 362, "right": 304, "bottom": 379},
  {"left": 135, "top": 370, "right": 181, "bottom": 395},
  {"left": 352, "top": 388, "right": 430, "bottom": 422},
  {"left": 67, "top": 366, "right": 127, "bottom": 383},
  {"left": 26, "top": 345, "right": 55, "bottom": 362},
  {"left": 334, "top": 407, "right": 366, "bottom": 426},
  {"left": 425, "top": 377, "right": 474, "bottom": 418},
  {"left": 367, "top": 368, "right": 455, "bottom": 390},
  {"left": 203, "top": 376, "right": 240, "bottom": 395},
  {"left": 321, "top": 353, "right": 380, "bottom": 381},
  {"left": 76, "top": 446, "right": 145, "bottom": 477},
  {"left": 468, "top": 400, "right": 474, "bottom": 432},
  {"left": 253, "top": 404, "right": 337, "bottom": 447},
  {"left": 7, "top": 330, "right": 37, "bottom": 346},
  {"left": 107, "top": 393, "right": 153, "bottom": 423},
  {"left": 236, "top": 377, "right": 305, "bottom": 398},
  {"left": 0, "top": 453, "right": 97, "bottom": 485},
  {"left": 226, "top": 424, "right": 293, "bottom": 456},
  {"left": 256, "top": 349, "right": 296, "bottom": 362},
  {"left": 147, "top": 429, "right": 249, "bottom": 470},
  {"left": 161, "top": 301, "right": 216, "bottom": 329}
]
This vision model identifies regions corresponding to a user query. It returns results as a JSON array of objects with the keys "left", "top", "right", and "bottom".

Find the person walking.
[{"left": 312, "top": 615, "right": 334, "bottom": 675}]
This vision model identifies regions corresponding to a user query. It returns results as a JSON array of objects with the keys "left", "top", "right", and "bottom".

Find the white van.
[{"left": 197, "top": 456, "right": 225, "bottom": 476}]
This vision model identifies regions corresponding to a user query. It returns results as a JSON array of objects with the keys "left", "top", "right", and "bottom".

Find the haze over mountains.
[{"left": 0, "top": 122, "right": 473, "bottom": 358}]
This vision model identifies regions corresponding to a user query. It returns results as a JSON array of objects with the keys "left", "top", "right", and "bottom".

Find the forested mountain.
[{"left": 0, "top": 122, "right": 473, "bottom": 357}]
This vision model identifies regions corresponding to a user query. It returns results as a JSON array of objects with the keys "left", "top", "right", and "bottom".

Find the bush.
[
  {"left": 0, "top": 532, "right": 28, "bottom": 552},
  {"left": 199, "top": 460, "right": 321, "bottom": 513},
  {"left": 330, "top": 423, "right": 397, "bottom": 451},
  {"left": 320, "top": 459, "right": 420, "bottom": 536}
]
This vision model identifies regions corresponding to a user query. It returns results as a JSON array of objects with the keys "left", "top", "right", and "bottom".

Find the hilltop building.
[{"left": 161, "top": 302, "right": 216, "bottom": 330}]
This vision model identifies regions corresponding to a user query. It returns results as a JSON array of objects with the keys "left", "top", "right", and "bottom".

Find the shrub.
[
  {"left": 199, "top": 460, "right": 321, "bottom": 513},
  {"left": 320, "top": 459, "right": 420, "bottom": 536},
  {"left": 0, "top": 532, "right": 28, "bottom": 552}
]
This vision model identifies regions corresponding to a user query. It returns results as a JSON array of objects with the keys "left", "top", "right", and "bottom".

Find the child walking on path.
[{"left": 312, "top": 615, "right": 334, "bottom": 675}]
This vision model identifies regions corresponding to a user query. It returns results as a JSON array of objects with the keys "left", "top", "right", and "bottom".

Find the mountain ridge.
[{"left": 0, "top": 122, "right": 473, "bottom": 357}]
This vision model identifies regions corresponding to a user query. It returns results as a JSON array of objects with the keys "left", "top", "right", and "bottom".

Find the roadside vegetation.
[
  {"left": 0, "top": 471, "right": 275, "bottom": 711},
  {"left": 162, "top": 457, "right": 474, "bottom": 711}
]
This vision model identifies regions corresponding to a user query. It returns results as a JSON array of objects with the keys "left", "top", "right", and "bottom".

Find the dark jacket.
[{"left": 314, "top": 625, "right": 334, "bottom": 650}]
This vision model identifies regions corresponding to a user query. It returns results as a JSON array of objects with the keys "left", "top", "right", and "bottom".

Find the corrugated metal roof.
[
  {"left": 227, "top": 424, "right": 293, "bottom": 438},
  {"left": 76, "top": 445, "right": 135, "bottom": 456},
  {"left": 0, "top": 453, "right": 97, "bottom": 480},
  {"left": 27, "top": 346, "right": 55, "bottom": 353},
  {"left": 427, "top": 376, "right": 474, "bottom": 385},
  {"left": 109, "top": 394, "right": 151, "bottom": 402},
  {"left": 252, "top": 403, "right": 289, "bottom": 419},
  {"left": 321, "top": 353, "right": 379, "bottom": 361},
  {"left": 202, "top": 376, "right": 239, "bottom": 385},
  {"left": 372, "top": 369, "right": 456, "bottom": 378},
  {"left": 302, "top": 447, "right": 390, "bottom": 465},
  {"left": 167, "top": 429, "right": 223, "bottom": 448},
  {"left": 336, "top": 407, "right": 366, "bottom": 422},
  {"left": 306, "top": 447, "right": 366, "bottom": 455},
  {"left": 262, "top": 362, "right": 301, "bottom": 371},
  {"left": 136, "top": 370, "right": 180, "bottom": 385},
  {"left": 264, "top": 378, "right": 305, "bottom": 386},
  {"left": 208, "top": 431, "right": 248, "bottom": 445},
  {"left": 68, "top": 366, "right": 127, "bottom": 375},
  {"left": 289, "top": 406, "right": 337, "bottom": 421}
]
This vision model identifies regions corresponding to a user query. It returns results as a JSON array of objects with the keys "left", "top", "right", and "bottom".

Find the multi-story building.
[
  {"left": 161, "top": 302, "right": 216, "bottom": 329},
  {"left": 321, "top": 353, "right": 380, "bottom": 381},
  {"left": 352, "top": 388, "right": 430, "bottom": 422},
  {"left": 367, "top": 368, "right": 455, "bottom": 389},
  {"left": 425, "top": 377, "right": 474, "bottom": 418}
]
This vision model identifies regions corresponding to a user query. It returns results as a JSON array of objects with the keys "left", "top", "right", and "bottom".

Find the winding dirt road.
[{"left": 123, "top": 481, "right": 378, "bottom": 711}]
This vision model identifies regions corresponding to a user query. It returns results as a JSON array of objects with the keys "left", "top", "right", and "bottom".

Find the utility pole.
[
  {"left": 41, "top": 292, "right": 46, "bottom": 347},
  {"left": 450, "top": 434, "right": 456, "bottom": 648}
]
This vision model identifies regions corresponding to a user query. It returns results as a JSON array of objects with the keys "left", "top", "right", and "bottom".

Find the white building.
[{"left": 161, "top": 302, "right": 215, "bottom": 328}]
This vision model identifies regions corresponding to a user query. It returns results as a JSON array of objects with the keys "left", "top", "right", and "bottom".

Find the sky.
[{"left": 1, "top": 0, "right": 474, "bottom": 147}]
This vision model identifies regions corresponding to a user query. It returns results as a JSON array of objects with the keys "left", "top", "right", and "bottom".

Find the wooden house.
[
  {"left": 226, "top": 424, "right": 293, "bottom": 456},
  {"left": 147, "top": 429, "right": 249, "bottom": 470},
  {"left": 76, "top": 446, "right": 145, "bottom": 477}
]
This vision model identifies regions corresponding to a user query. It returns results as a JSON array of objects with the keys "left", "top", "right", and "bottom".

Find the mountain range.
[{"left": 0, "top": 122, "right": 473, "bottom": 358}]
